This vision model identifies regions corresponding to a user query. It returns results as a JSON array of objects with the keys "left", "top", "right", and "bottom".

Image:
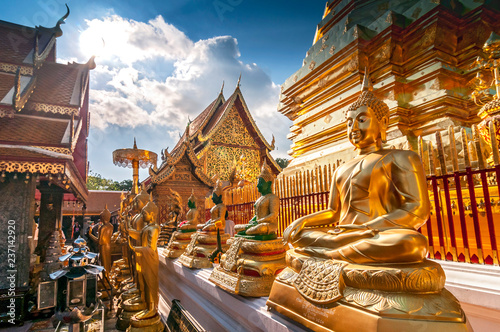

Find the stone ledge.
[{"left": 158, "top": 249, "right": 310, "bottom": 332}]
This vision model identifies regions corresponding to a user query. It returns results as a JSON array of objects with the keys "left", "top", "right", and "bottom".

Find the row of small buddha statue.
[
  {"left": 112, "top": 72, "right": 468, "bottom": 331},
  {"left": 112, "top": 187, "right": 163, "bottom": 332}
]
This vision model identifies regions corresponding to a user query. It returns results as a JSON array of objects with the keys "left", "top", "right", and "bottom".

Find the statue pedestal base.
[
  {"left": 116, "top": 299, "right": 147, "bottom": 331},
  {"left": 127, "top": 313, "right": 165, "bottom": 332},
  {"left": 164, "top": 230, "right": 196, "bottom": 258},
  {"left": 267, "top": 281, "right": 468, "bottom": 332},
  {"left": 209, "top": 237, "right": 286, "bottom": 297},
  {"left": 266, "top": 250, "right": 469, "bottom": 332},
  {"left": 178, "top": 231, "right": 229, "bottom": 269},
  {"left": 209, "top": 266, "right": 275, "bottom": 297}
]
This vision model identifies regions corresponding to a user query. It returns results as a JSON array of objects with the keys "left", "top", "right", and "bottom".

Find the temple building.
[
  {"left": 147, "top": 83, "right": 281, "bottom": 222},
  {"left": 279, "top": 0, "right": 500, "bottom": 173},
  {"left": 0, "top": 11, "right": 92, "bottom": 293}
]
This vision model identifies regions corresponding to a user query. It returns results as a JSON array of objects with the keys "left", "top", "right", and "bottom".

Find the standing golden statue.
[
  {"left": 116, "top": 188, "right": 153, "bottom": 330},
  {"left": 95, "top": 205, "right": 113, "bottom": 281},
  {"left": 178, "top": 181, "right": 230, "bottom": 268},
  {"left": 124, "top": 196, "right": 163, "bottom": 332},
  {"left": 210, "top": 160, "right": 287, "bottom": 297},
  {"left": 266, "top": 72, "right": 468, "bottom": 331},
  {"left": 164, "top": 191, "right": 200, "bottom": 258}
]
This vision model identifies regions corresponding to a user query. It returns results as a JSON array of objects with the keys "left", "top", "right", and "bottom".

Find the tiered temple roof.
[
  {"left": 0, "top": 12, "right": 93, "bottom": 202},
  {"left": 153, "top": 85, "right": 280, "bottom": 184}
]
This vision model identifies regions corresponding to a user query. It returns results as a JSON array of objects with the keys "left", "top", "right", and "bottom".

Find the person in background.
[
  {"left": 72, "top": 220, "right": 81, "bottom": 239},
  {"left": 224, "top": 211, "right": 235, "bottom": 237}
]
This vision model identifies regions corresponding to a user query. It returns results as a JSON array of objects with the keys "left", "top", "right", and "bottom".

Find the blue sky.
[{"left": 1, "top": 0, "right": 326, "bottom": 181}]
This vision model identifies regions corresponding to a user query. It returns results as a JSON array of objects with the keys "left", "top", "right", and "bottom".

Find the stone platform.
[{"left": 158, "top": 248, "right": 310, "bottom": 332}]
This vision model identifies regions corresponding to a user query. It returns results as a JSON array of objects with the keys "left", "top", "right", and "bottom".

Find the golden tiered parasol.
[{"left": 112, "top": 138, "right": 157, "bottom": 192}]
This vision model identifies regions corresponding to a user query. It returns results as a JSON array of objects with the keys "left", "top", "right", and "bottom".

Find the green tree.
[
  {"left": 86, "top": 171, "right": 132, "bottom": 191},
  {"left": 276, "top": 158, "right": 290, "bottom": 169}
]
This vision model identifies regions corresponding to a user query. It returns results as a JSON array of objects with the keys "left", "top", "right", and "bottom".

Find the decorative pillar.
[
  {"left": 0, "top": 173, "right": 36, "bottom": 289},
  {"left": 37, "top": 183, "right": 64, "bottom": 261}
]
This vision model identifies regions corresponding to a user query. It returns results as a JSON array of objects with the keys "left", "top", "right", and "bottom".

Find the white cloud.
[{"left": 74, "top": 14, "right": 291, "bottom": 160}]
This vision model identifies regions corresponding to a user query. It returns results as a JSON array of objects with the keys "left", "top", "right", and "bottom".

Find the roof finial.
[
  {"left": 237, "top": 73, "right": 241, "bottom": 88},
  {"left": 133, "top": 137, "right": 137, "bottom": 149},
  {"left": 54, "top": 4, "right": 70, "bottom": 37},
  {"left": 220, "top": 81, "right": 224, "bottom": 95},
  {"left": 361, "top": 67, "right": 372, "bottom": 92}
]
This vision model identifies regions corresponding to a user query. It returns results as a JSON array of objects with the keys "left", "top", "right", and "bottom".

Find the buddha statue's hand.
[{"left": 284, "top": 218, "right": 305, "bottom": 243}]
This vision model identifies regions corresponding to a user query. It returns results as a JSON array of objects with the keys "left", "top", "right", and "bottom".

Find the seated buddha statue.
[
  {"left": 266, "top": 72, "right": 466, "bottom": 331},
  {"left": 179, "top": 181, "right": 230, "bottom": 269},
  {"left": 157, "top": 189, "right": 182, "bottom": 247},
  {"left": 210, "top": 161, "right": 286, "bottom": 297},
  {"left": 164, "top": 191, "right": 201, "bottom": 258},
  {"left": 121, "top": 197, "right": 164, "bottom": 332},
  {"left": 197, "top": 181, "right": 226, "bottom": 232},
  {"left": 234, "top": 160, "right": 279, "bottom": 237}
]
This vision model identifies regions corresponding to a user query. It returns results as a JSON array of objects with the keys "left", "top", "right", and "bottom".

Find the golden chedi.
[
  {"left": 210, "top": 160, "right": 286, "bottom": 297},
  {"left": 164, "top": 191, "right": 200, "bottom": 258},
  {"left": 178, "top": 180, "right": 230, "bottom": 268},
  {"left": 266, "top": 72, "right": 468, "bottom": 331}
]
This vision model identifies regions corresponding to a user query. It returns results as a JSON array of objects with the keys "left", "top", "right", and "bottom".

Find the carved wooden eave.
[
  {"left": 33, "top": 29, "right": 56, "bottom": 70},
  {"left": 12, "top": 67, "right": 37, "bottom": 111},
  {"left": 265, "top": 149, "right": 282, "bottom": 174},
  {"left": 151, "top": 135, "right": 213, "bottom": 187}
]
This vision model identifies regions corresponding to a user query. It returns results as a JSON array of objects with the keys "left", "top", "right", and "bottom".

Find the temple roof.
[
  {"left": 0, "top": 11, "right": 91, "bottom": 203},
  {"left": 0, "top": 115, "right": 70, "bottom": 146},
  {"left": 0, "top": 21, "right": 38, "bottom": 65},
  {"left": 29, "top": 62, "right": 84, "bottom": 106},
  {"left": 149, "top": 135, "right": 214, "bottom": 187},
  {"left": 172, "top": 87, "right": 275, "bottom": 156}
]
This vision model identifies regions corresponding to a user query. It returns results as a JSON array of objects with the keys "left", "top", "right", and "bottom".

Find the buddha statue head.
[
  {"left": 133, "top": 187, "right": 150, "bottom": 213},
  {"left": 257, "top": 159, "right": 274, "bottom": 195},
  {"left": 141, "top": 194, "right": 159, "bottom": 225},
  {"left": 212, "top": 180, "right": 223, "bottom": 205},
  {"left": 100, "top": 204, "right": 111, "bottom": 224},
  {"left": 345, "top": 71, "right": 389, "bottom": 153},
  {"left": 142, "top": 198, "right": 159, "bottom": 225},
  {"left": 188, "top": 190, "right": 197, "bottom": 209}
]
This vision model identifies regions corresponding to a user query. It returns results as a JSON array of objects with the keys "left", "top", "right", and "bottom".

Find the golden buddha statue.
[
  {"left": 266, "top": 72, "right": 468, "bottom": 331},
  {"left": 210, "top": 160, "right": 287, "bottom": 297},
  {"left": 116, "top": 189, "right": 152, "bottom": 330},
  {"left": 123, "top": 198, "right": 163, "bottom": 331},
  {"left": 97, "top": 205, "right": 114, "bottom": 281},
  {"left": 179, "top": 181, "right": 230, "bottom": 269},
  {"left": 110, "top": 193, "right": 132, "bottom": 290},
  {"left": 157, "top": 189, "right": 181, "bottom": 247},
  {"left": 197, "top": 181, "right": 226, "bottom": 232},
  {"left": 164, "top": 191, "right": 200, "bottom": 258}
]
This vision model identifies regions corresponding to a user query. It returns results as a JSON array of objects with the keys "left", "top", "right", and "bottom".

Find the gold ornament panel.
[
  {"left": 0, "top": 160, "right": 65, "bottom": 174},
  {"left": 205, "top": 147, "right": 260, "bottom": 181},
  {"left": 212, "top": 107, "right": 259, "bottom": 148}
]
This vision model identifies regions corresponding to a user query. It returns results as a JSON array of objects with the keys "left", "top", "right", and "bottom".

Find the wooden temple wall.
[{"left": 206, "top": 125, "right": 500, "bottom": 266}]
